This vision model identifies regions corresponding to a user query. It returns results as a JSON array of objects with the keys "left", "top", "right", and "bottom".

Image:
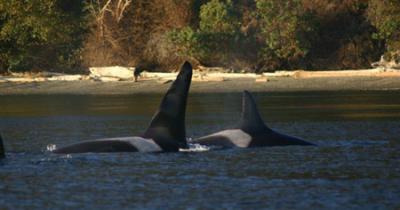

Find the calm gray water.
[{"left": 0, "top": 91, "right": 399, "bottom": 209}]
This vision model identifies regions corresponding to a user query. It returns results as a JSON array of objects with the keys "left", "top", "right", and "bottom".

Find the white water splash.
[
  {"left": 46, "top": 144, "right": 57, "bottom": 152},
  {"left": 179, "top": 143, "right": 210, "bottom": 152}
]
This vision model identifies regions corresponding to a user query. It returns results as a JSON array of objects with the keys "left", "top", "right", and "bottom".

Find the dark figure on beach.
[{"left": 134, "top": 66, "right": 143, "bottom": 82}]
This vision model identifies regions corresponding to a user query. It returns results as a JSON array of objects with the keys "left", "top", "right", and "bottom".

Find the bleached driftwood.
[{"left": 89, "top": 66, "right": 134, "bottom": 79}]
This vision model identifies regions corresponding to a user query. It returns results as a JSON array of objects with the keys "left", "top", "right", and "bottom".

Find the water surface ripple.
[{"left": 1, "top": 91, "right": 399, "bottom": 209}]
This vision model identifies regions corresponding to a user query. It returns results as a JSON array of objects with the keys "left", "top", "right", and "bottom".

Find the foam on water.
[
  {"left": 46, "top": 141, "right": 210, "bottom": 153},
  {"left": 180, "top": 142, "right": 210, "bottom": 152},
  {"left": 46, "top": 144, "right": 57, "bottom": 152}
]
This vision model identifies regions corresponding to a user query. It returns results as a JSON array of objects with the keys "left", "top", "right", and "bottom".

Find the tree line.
[{"left": 0, "top": 0, "right": 399, "bottom": 73}]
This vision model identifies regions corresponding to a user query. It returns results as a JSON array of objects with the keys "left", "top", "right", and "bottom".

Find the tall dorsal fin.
[
  {"left": 237, "top": 91, "right": 269, "bottom": 132},
  {"left": 143, "top": 62, "right": 192, "bottom": 148},
  {"left": 0, "top": 134, "right": 5, "bottom": 159}
]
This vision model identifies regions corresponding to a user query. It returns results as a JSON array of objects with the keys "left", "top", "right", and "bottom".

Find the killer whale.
[
  {"left": 192, "top": 91, "right": 314, "bottom": 148},
  {"left": 0, "top": 134, "right": 5, "bottom": 158},
  {"left": 53, "top": 61, "right": 193, "bottom": 154}
]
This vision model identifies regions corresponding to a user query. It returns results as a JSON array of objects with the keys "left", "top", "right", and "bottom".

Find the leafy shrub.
[
  {"left": 168, "top": 27, "right": 200, "bottom": 58},
  {"left": 168, "top": 0, "right": 258, "bottom": 70},
  {"left": 367, "top": 0, "right": 400, "bottom": 61},
  {"left": 255, "top": 0, "right": 317, "bottom": 69},
  {"left": 0, "top": 0, "right": 88, "bottom": 72},
  {"left": 199, "top": 0, "right": 238, "bottom": 33}
]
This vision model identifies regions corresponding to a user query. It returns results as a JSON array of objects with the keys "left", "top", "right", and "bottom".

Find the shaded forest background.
[{"left": 0, "top": 0, "right": 399, "bottom": 73}]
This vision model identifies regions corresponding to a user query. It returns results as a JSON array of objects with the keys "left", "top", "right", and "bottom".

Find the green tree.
[
  {"left": 256, "top": 0, "right": 316, "bottom": 69},
  {"left": 168, "top": 0, "right": 252, "bottom": 68},
  {"left": 199, "top": 0, "right": 238, "bottom": 33},
  {"left": 367, "top": 0, "right": 400, "bottom": 61},
  {"left": 168, "top": 27, "right": 200, "bottom": 58},
  {"left": 0, "top": 0, "right": 88, "bottom": 72}
]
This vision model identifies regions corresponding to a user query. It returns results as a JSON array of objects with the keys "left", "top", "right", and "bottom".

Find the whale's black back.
[
  {"left": 0, "top": 134, "right": 5, "bottom": 158},
  {"left": 143, "top": 62, "right": 192, "bottom": 149},
  {"left": 238, "top": 91, "right": 314, "bottom": 146}
]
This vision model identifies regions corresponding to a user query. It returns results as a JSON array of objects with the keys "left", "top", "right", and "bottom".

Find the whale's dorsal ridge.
[
  {"left": 143, "top": 61, "right": 192, "bottom": 148},
  {"left": 237, "top": 90, "right": 269, "bottom": 132},
  {"left": 0, "top": 134, "right": 5, "bottom": 158},
  {"left": 193, "top": 90, "right": 314, "bottom": 148}
]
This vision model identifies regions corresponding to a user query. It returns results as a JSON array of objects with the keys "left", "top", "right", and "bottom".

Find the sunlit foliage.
[
  {"left": 367, "top": 0, "right": 400, "bottom": 61},
  {"left": 0, "top": 0, "right": 88, "bottom": 72},
  {"left": 0, "top": 0, "right": 399, "bottom": 72}
]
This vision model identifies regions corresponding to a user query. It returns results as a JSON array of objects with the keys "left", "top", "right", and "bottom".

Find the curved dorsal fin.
[
  {"left": 237, "top": 91, "right": 269, "bottom": 132},
  {"left": 0, "top": 134, "right": 5, "bottom": 158},
  {"left": 143, "top": 62, "right": 192, "bottom": 148}
]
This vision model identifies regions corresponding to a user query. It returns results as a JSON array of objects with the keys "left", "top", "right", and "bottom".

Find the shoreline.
[
  {"left": 1, "top": 76, "right": 400, "bottom": 95},
  {"left": 1, "top": 68, "right": 400, "bottom": 95}
]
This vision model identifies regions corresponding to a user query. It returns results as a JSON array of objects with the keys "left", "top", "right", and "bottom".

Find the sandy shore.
[
  {"left": 1, "top": 75, "right": 400, "bottom": 95},
  {"left": 1, "top": 68, "right": 400, "bottom": 94}
]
